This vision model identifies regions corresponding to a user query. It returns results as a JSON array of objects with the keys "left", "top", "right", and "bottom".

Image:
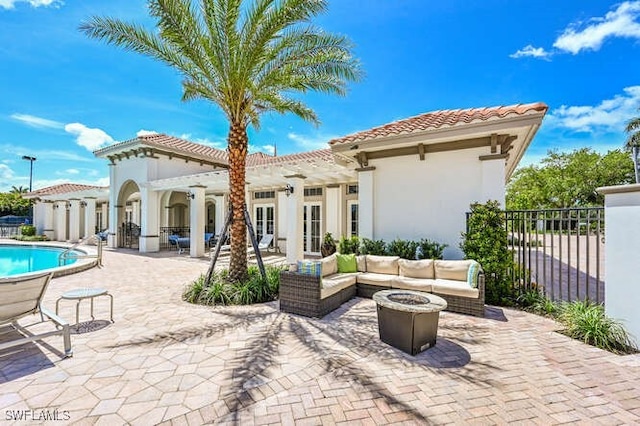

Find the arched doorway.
[{"left": 117, "top": 180, "right": 141, "bottom": 248}]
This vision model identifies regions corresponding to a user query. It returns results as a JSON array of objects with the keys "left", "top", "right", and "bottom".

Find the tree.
[
  {"left": 506, "top": 148, "right": 635, "bottom": 209},
  {"left": 81, "top": 0, "right": 362, "bottom": 282},
  {"left": 0, "top": 192, "right": 30, "bottom": 216},
  {"left": 625, "top": 108, "right": 640, "bottom": 183},
  {"left": 10, "top": 186, "right": 28, "bottom": 194}
]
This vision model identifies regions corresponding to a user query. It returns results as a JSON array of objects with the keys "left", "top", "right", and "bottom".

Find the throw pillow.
[
  {"left": 297, "top": 260, "right": 322, "bottom": 277},
  {"left": 336, "top": 253, "right": 357, "bottom": 273},
  {"left": 467, "top": 261, "right": 481, "bottom": 288}
]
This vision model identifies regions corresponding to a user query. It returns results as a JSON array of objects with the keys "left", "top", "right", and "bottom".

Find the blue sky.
[{"left": 1, "top": 0, "right": 639, "bottom": 192}]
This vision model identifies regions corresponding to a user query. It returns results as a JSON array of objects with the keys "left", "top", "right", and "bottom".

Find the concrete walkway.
[{"left": 1, "top": 249, "right": 640, "bottom": 425}]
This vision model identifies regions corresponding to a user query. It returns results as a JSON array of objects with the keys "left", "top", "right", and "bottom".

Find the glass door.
[
  {"left": 303, "top": 203, "right": 322, "bottom": 254},
  {"left": 254, "top": 204, "right": 275, "bottom": 246}
]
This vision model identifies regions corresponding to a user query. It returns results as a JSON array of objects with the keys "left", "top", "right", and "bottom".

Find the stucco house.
[{"left": 26, "top": 102, "right": 548, "bottom": 261}]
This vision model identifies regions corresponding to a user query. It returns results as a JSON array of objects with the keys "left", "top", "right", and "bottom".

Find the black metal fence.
[
  {"left": 118, "top": 222, "right": 141, "bottom": 249},
  {"left": 0, "top": 224, "right": 21, "bottom": 238},
  {"left": 505, "top": 208, "right": 604, "bottom": 304},
  {"left": 160, "top": 226, "right": 190, "bottom": 250}
]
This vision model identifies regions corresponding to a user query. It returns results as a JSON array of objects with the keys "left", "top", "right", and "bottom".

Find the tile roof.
[
  {"left": 329, "top": 102, "right": 549, "bottom": 146},
  {"left": 246, "top": 149, "right": 334, "bottom": 167},
  {"left": 94, "top": 133, "right": 228, "bottom": 163},
  {"left": 26, "top": 183, "right": 108, "bottom": 197}
]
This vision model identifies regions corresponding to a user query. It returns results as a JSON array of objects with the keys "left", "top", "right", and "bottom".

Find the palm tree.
[
  {"left": 80, "top": 0, "right": 361, "bottom": 282},
  {"left": 10, "top": 185, "right": 28, "bottom": 194},
  {"left": 626, "top": 108, "right": 640, "bottom": 183}
]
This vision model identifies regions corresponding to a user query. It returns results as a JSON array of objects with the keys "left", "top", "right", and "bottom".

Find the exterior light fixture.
[
  {"left": 21, "top": 155, "right": 36, "bottom": 192},
  {"left": 186, "top": 191, "right": 195, "bottom": 200},
  {"left": 285, "top": 184, "right": 294, "bottom": 197},
  {"left": 80, "top": 201, "right": 88, "bottom": 207}
]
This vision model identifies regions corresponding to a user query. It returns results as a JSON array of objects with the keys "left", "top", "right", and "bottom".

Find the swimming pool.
[{"left": 0, "top": 244, "right": 84, "bottom": 277}]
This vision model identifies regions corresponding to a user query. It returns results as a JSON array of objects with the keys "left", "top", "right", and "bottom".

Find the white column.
[
  {"left": 277, "top": 190, "right": 288, "bottom": 254},
  {"left": 132, "top": 200, "right": 140, "bottom": 225},
  {"left": 598, "top": 184, "right": 640, "bottom": 345},
  {"left": 84, "top": 198, "right": 97, "bottom": 238},
  {"left": 189, "top": 186, "right": 206, "bottom": 257},
  {"left": 325, "top": 184, "right": 340, "bottom": 238},
  {"left": 107, "top": 164, "right": 118, "bottom": 248},
  {"left": 101, "top": 202, "right": 109, "bottom": 229},
  {"left": 42, "top": 201, "right": 55, "bottom": 240},
  {"left": 357, "top": 167, "right": 375, "bottom": 239},
  {"left": 68, "top": 199, "right": 81, "bottom": 242},
  {"left": 481, "top": 158, "right": 506, "bottom": 206},
  {"left": 55, "top": 201, "right": 67, "bottom": 241},
  {"left": 139, "top": 186, "right": 160, "bottom": 252},
  {"left": 285, "top": 175, "right": 305, "bottom": 264},
  {"left": 214, "top": 194, "right": 226, "bottom": 235}
]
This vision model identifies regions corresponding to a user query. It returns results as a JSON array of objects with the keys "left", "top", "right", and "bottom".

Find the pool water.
[{"left": 0, "top": 245, "right": 79, "bottom": 277}]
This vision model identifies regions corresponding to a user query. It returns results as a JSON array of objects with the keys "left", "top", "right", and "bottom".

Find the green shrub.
[
  {"left": 359, "top": 238, "right": 386, "bottom": 255},
  {"left": 183, "top": 265, "right": 285, "bottom": 306},
  {"left": 461, "top": 201, "right": 515, "bottom": 305},
  {"left": 385, "top": 238, "right": 419, "bottom": 259},
  {"left": 416, "top": 238, "right": 447, "bottom": 259},
  {"left": 12, "top": 234, "right": 49, "bottom": 242},
  {"left": 515, "top": 287, "right": 559, "bottom": 317},
  {"left": 338, "top": 235, "right": 360, "bottom": 255},
  {"left": 558, "top": 301, "right": 636, "bottom": 354},
  {"left": 20, "top": 225, "right": 36, "bottom": 236}
]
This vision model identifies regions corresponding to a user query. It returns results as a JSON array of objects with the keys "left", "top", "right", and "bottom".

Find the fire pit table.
[{"left": 373, "top": 290, "right": 447, "bottom": 355}]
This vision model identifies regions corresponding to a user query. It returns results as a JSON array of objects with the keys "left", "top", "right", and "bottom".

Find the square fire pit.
[{"left": 373, "top": 290, "right": 447, "bottom": 355}]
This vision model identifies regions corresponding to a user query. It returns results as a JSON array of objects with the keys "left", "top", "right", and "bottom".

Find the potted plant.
[{"left": 321, "top": 232, "right": 337, "bottom": 257}]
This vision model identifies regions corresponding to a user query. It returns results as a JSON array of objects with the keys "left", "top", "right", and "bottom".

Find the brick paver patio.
[{"left": 1, "top": 248, "right": 640, "bottom": 425}]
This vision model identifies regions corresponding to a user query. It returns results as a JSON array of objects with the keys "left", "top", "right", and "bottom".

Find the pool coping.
[{"left": 0, "top": 239, "right": 100, "bottom": 278}]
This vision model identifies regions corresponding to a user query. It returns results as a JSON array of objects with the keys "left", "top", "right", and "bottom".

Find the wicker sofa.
[{"left": 279, "top": 254, "right": 485, "bottom": 318}]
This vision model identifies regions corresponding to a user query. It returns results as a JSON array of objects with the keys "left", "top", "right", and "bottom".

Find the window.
[
  {"left": 304, "top": 187, "right": 323, "bottom": 197},
  {"left": 254, "top": 191, "right": 275, "bottom": 200},
  {"left": 348, "top": 201, "right": 358, "bottom": 237},
  {"left": 347, "top": 184, "right": 359, "bottom": 194}
]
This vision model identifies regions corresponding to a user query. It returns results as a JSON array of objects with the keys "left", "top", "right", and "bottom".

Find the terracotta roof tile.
[
  {"left": 246, "top": 149, "right": 334, "bottom": 167},
  {"left": 329, "top": 102, "right": 548, "bottom": 146},
  {"left": 27, "top": 183, "right": 107, "bottom": 197},
  {"left": 94, "top": 133, "right": 228, "bottom": 163}
]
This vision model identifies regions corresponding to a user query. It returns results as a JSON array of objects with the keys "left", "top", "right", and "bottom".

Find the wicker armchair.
[{"left": 279, "top": 271, "right": 355, "bottom": 318}]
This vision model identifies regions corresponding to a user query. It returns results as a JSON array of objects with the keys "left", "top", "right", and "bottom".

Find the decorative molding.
[
  {"left": 479, "top": 153, "right": 509, "bottom": 161},
  {"left": 325, "top": 183, "right": 341, "bottom": 188},
  {"left": 139, "top": 235, "right": 159, "bottom": 238},
  {"left": 188, "top": 185, "right": 207, "bottom": 189},
  {"left": 284, "top": 174, "right": 307, "bottom": 179},
  {"left": 355, "top": 166, "right": 376, "bottom": 172},
  {"left": 597, "top": 183, "right": 640, "bottom": 195}
]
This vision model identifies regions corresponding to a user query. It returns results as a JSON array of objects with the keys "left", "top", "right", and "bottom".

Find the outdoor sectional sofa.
[{"left": 279, "top": 254, "right": 485, "bottom": 318}]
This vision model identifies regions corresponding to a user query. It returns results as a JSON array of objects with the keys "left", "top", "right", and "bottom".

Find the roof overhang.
[
  {"left": 331, "top": 111, "right": 547, "bottom": 181},
  {"left": 24, "top": 187, "right": 109, "bottom": 202}
]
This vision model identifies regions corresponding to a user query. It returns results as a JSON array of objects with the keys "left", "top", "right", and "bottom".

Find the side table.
[{"left": 56, "top": 288, "right": 114, "bottom": 326}]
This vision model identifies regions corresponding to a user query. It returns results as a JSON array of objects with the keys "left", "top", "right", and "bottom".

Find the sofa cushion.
[
  {"left": 321, "top": 253, "right": 338, "bottom": 277},
  {"left": 392, "top": 276, "right": 435, "bottom": 292},
  {"left": 434, "top": 260, "right": 474, "bottom": 281},
  {"left": 297, "top": 260, "right": 322, "bottom": 277},
  {"left": 432, "top": 279, "right": 480, "bottom": 298},
  {"left": 467, "top": 260, "right": 481, "bottom": 288},
  {"left": 365, "top": 255, "right": 400, "bottom": 275},
  {"left": 321, "top": 273, "right": 357, "bottom": 299},
  {"left": 398, "top": 259, "right": 435, "bottom": 279},
  {"left": 336, "top": 253, "right": 357, "bottom": 273},
  {"left": 356, "top": 255, "right": 367, "bottom": 272},
  {"left": 356, "top": 272, "right": 393, "bottom": 288}
]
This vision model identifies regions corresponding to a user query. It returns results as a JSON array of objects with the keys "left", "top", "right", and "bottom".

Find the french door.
[
  {"left": 254, "top": 204, "right": 274, "bottom": 246},
  {"left": 303, "top": 203, "right": 322, "bottom": 254}
]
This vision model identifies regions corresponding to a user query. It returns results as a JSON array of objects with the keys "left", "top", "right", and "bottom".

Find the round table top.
[
  {"left": 373, "top": 290, "right": 447, "bottom": 313},
  {"left": 60, "top": 288, "right": 108, "bottom": 299}
]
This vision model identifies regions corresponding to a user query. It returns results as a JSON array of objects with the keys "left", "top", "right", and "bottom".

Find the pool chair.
[
  {"left": 0, "top": 272, "right": 72, "bottom": 357},
  {"left": 248, "top": 234, "right": 278, "bottom": 254}
]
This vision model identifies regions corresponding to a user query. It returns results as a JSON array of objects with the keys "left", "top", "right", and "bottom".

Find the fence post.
[{"left": 597, "top": 184, "right": 640, "bottom": 345}]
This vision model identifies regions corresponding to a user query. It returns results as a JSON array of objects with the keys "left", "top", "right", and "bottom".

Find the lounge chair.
[
  {"left": 248, "top": 234, "right": 278, "bottom": 254},
  {"left": 0, "top": 272, "right": 73, "bottom": 357}
]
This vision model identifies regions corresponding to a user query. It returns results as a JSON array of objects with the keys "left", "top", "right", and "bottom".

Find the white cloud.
[
  {"left": 546, "top": 85, "right": 640, "bottom": 132},
  {"left": 136, "top": 129, "right": 158, "bottom": 137},
  {"left": 64, "top": 123, "right": 114, "bottom": 151},
  {"left": 509, "top": 45, "right": 552, "bottom": 60},
  {"left": 10, "top": 113, "right": 63, "bottom": 129},
  {"left": 65, "top": 168, "right": 79, "bottom": 174},
  {"left": 554, "top": 1, "right": 640, "bottom": 54},
  {"left": 287, "top": 132, "right": 333, "bottom": 150},
  {"left": 249, "top": 144, "right": 276, "bottom": 155},
  {"left": 0, "top": 144, "right": 93, "bottom": 163},
  {"left": 0, "top": 164, "right": 15, "bottom": 180},
  {"left": 0, "top": 0, "right": 62, "bottom": 10}
]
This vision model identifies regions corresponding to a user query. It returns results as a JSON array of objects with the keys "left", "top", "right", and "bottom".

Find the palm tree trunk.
[{"left": 228, "top": 121, "right": 249, "bottom": 282}]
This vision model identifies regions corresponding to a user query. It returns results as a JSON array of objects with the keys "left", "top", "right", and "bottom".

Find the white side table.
[{"left": 56, "top": 288, "right": 114, "bottom": 326}]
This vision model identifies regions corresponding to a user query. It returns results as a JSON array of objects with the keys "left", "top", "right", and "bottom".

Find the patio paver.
[{"left": 1, "top": 248, "right": 639, "bottom": 425}]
